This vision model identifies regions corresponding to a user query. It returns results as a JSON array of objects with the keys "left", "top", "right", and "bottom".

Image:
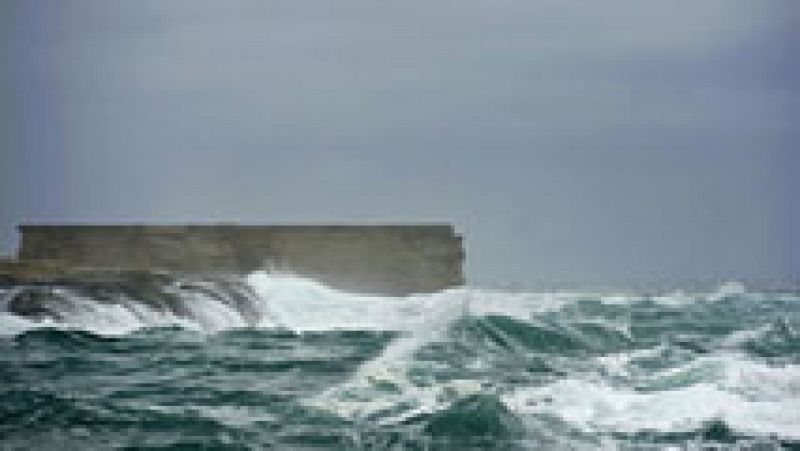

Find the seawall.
[{"left": 6, "top": 224, "right": 465, "bottom": 295}]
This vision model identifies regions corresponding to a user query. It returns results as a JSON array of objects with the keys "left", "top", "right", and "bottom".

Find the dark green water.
[{"left": 1, "top": 274, "right": 799, "bottom": 449}]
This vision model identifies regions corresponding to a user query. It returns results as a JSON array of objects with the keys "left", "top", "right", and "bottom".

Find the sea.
[{"left": 1, "top": 272, "right": 798, "bottom": 450}]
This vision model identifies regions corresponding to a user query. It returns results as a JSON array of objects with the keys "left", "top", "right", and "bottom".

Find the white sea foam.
[
  {"left": 597, "top": 281, "right": 778, "bottom": 307},
  {"left": 244, "top": 271, "right": 585, "bottom": 333},
  {"left": 504, "top": 353, "right": 800, "bottom": 439},
  {"left": 2, "top": 272, "right": 775, "bottom": 337},
  {"left": 0, "top": 312, "right": 50, "bottom": 337},
  {"left": 0, "top": 286, "right": 197, "bottom": 336},
  {"left": 246, "top": 271, "right": 446, "bottom": 332},
  {"left": 180, "top": 292, "right": 248, "bottom": 333}
]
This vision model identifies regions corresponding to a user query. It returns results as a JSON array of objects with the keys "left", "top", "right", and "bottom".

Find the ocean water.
[{"left": 1, "top": 272, "right": 798, "bottom": 450}]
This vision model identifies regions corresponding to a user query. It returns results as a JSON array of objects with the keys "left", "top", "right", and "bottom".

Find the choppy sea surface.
[{"left": 1, "top": 272, "right": 799, "bottom": 450}]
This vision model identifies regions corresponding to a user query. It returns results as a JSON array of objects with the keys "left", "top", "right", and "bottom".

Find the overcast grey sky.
[{"left": 1, "top": 1, "right": 797, "bottom": 287}]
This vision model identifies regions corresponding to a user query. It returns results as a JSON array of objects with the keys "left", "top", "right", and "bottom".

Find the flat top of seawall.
[{"left": 18, "top": 223, "right": 458, "bottom": 233}]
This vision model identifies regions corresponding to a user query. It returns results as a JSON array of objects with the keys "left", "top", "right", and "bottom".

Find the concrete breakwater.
[{"left": 2, "top": 224, "right": 465, "bottom": 295}]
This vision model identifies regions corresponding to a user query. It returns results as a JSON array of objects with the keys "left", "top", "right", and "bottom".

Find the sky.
[{"left": 1, "top": 0, "right": 797, "bottom": 287}]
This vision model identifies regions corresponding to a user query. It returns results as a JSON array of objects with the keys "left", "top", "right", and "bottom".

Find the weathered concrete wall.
[{"left": 14, "top": 224, "right": 464, "bottom": 295}]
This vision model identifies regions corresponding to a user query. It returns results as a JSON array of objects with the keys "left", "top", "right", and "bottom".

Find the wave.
[
  {"left": 0, "top": 271, "right": 606, "bottom": 337},
  {"left": 3, "top": 271, "right": 787, "bottom": 337},
  {"left": 3, "top": 272, "right": 799, "bottom": 444},
  {"left": 503, "top": 355, "right": 800, "bottom": 440}
]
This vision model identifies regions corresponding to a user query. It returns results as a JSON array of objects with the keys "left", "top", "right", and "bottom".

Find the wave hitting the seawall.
[{"left": 1, "top": 272, "right": 799, "bottom": 449}]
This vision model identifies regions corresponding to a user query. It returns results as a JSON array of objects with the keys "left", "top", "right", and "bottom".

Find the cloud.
[{"left": 2, "top": 0, "right": 796, "bottom": 284}]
